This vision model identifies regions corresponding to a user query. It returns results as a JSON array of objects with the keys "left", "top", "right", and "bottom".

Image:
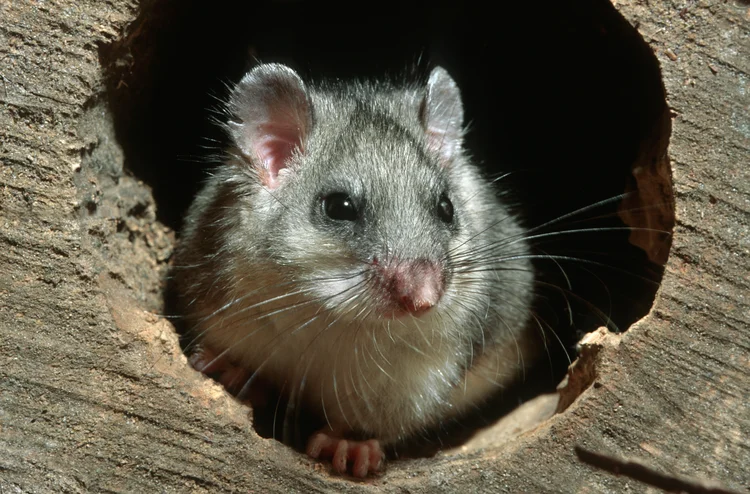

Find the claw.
[{"left": 307, "top": 429, "right": 384, "bottom": 477}]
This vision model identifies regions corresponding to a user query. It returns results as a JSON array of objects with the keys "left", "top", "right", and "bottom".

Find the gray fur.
[{"left": 172, "top": 64, "right": 535, "bottom": 445}]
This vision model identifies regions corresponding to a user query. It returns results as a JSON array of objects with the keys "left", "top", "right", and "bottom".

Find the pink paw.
[
  {"left": 306, "top": 429, "right": 384, "bottom": 478},
  {"left": 188, "top": 346, "right": 251, "bottom": 395}
]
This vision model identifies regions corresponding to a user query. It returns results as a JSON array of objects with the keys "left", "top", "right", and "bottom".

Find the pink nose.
[
  {"left": 398, "top": 295, "right": 434, "bottom": 315},
  {"left": 384, "top": 259, "right": 444, "bottom": 315}
]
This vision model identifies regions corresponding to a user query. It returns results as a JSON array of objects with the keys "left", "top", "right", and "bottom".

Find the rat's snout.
[{"left": 375, "top": 258, "right": 445, "bottom": 316}]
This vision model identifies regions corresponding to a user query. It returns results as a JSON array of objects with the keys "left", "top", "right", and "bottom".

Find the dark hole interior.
[{"left": 100, "top": 0, "right": 673, "bottom": 454}]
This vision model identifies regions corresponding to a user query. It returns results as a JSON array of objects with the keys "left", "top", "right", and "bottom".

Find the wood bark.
[{"left": 0, "top": 0, "right": 747, "bottom": 492}]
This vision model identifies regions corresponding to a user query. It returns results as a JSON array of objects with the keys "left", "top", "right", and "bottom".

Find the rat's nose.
[
  {"left": 382, "top": 259, "right": 444, "bottom": 316},
  {"left": 398, "top": 295, "right": 434, "bottom": 316}
]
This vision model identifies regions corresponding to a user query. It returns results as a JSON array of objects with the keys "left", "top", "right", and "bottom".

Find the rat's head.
[{"left": 225, "top": 63, "right": 485, "bottom": 323}]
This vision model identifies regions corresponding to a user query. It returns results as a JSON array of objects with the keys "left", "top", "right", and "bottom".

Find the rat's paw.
[
  {"left": 307, "top": 429, "right": 384, "bottom": 478},
  {"left": 188, "top": 346, "right": 251, "bottom": 395}
]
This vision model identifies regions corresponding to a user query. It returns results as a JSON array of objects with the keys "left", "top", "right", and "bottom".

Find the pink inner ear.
[
  {"left": 256, "top": 124, "right": 303, "bottom": 189},
  {"left": 427, "top": 126, "right": 460, "bottom": 165}
]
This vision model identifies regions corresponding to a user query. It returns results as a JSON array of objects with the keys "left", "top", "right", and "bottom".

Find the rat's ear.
[
  {"left": 227, "top": 64, "right": 312, "bottom": 189},
  {"left": 421, "top": 67, "right": 464, "bottom": 166}
]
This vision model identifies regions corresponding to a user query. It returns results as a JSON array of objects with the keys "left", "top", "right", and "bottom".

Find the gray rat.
[{"left": 171, "top": 63, "right": 536, "bottom": 477}]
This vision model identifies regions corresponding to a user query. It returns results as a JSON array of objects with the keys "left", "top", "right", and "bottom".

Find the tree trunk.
[{"left": 1, "top": 0, "right": 747, "bottom": 492}]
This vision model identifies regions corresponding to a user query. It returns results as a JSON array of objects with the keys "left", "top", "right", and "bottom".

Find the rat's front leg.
[
  {"left": 306, "top": 426, "right": 385, "bottom": 478},
  {"left": 188, "top": 345, "right": 251, "bottom": 393},
  {"left": 188, "top": 345, "right": 276, "bottom": 409}
]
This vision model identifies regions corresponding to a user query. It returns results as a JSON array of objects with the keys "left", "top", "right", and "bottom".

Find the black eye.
[
  {"left": 437, "top": 194, "right": 454, "bottom": 224},
  {"left": 323, "top": 193, "right": 358, "bottom": 222}
]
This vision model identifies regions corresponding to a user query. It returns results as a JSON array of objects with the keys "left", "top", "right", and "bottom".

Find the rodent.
[{"left": 171, "top": 63, "right": 537, "bottom": 477}]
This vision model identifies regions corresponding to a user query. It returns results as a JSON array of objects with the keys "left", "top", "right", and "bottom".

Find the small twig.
[{"left": 574, "top": 445, "right": 742, "bottom": 494}]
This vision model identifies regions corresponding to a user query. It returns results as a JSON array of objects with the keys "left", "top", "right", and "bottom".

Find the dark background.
[{"left": 101, "top": 0, "right": 670, "bottom": 442}]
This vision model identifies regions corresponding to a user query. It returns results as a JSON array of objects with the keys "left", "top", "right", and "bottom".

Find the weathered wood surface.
[{"left": 0, "top": 0, "right": 748, "bottom": 492}]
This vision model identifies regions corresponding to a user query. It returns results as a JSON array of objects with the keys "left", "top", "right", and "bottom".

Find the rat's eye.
[
  {"left": 437, "top": 194, "right": 454, "bottom": 224},
  {"left": 323, "top": 193, "right": 358, "bottom": 222}
]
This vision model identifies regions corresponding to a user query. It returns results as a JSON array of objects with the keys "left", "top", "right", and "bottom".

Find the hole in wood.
[{"left": 93, "top": 0, "right": 674, "bottom": 475}]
